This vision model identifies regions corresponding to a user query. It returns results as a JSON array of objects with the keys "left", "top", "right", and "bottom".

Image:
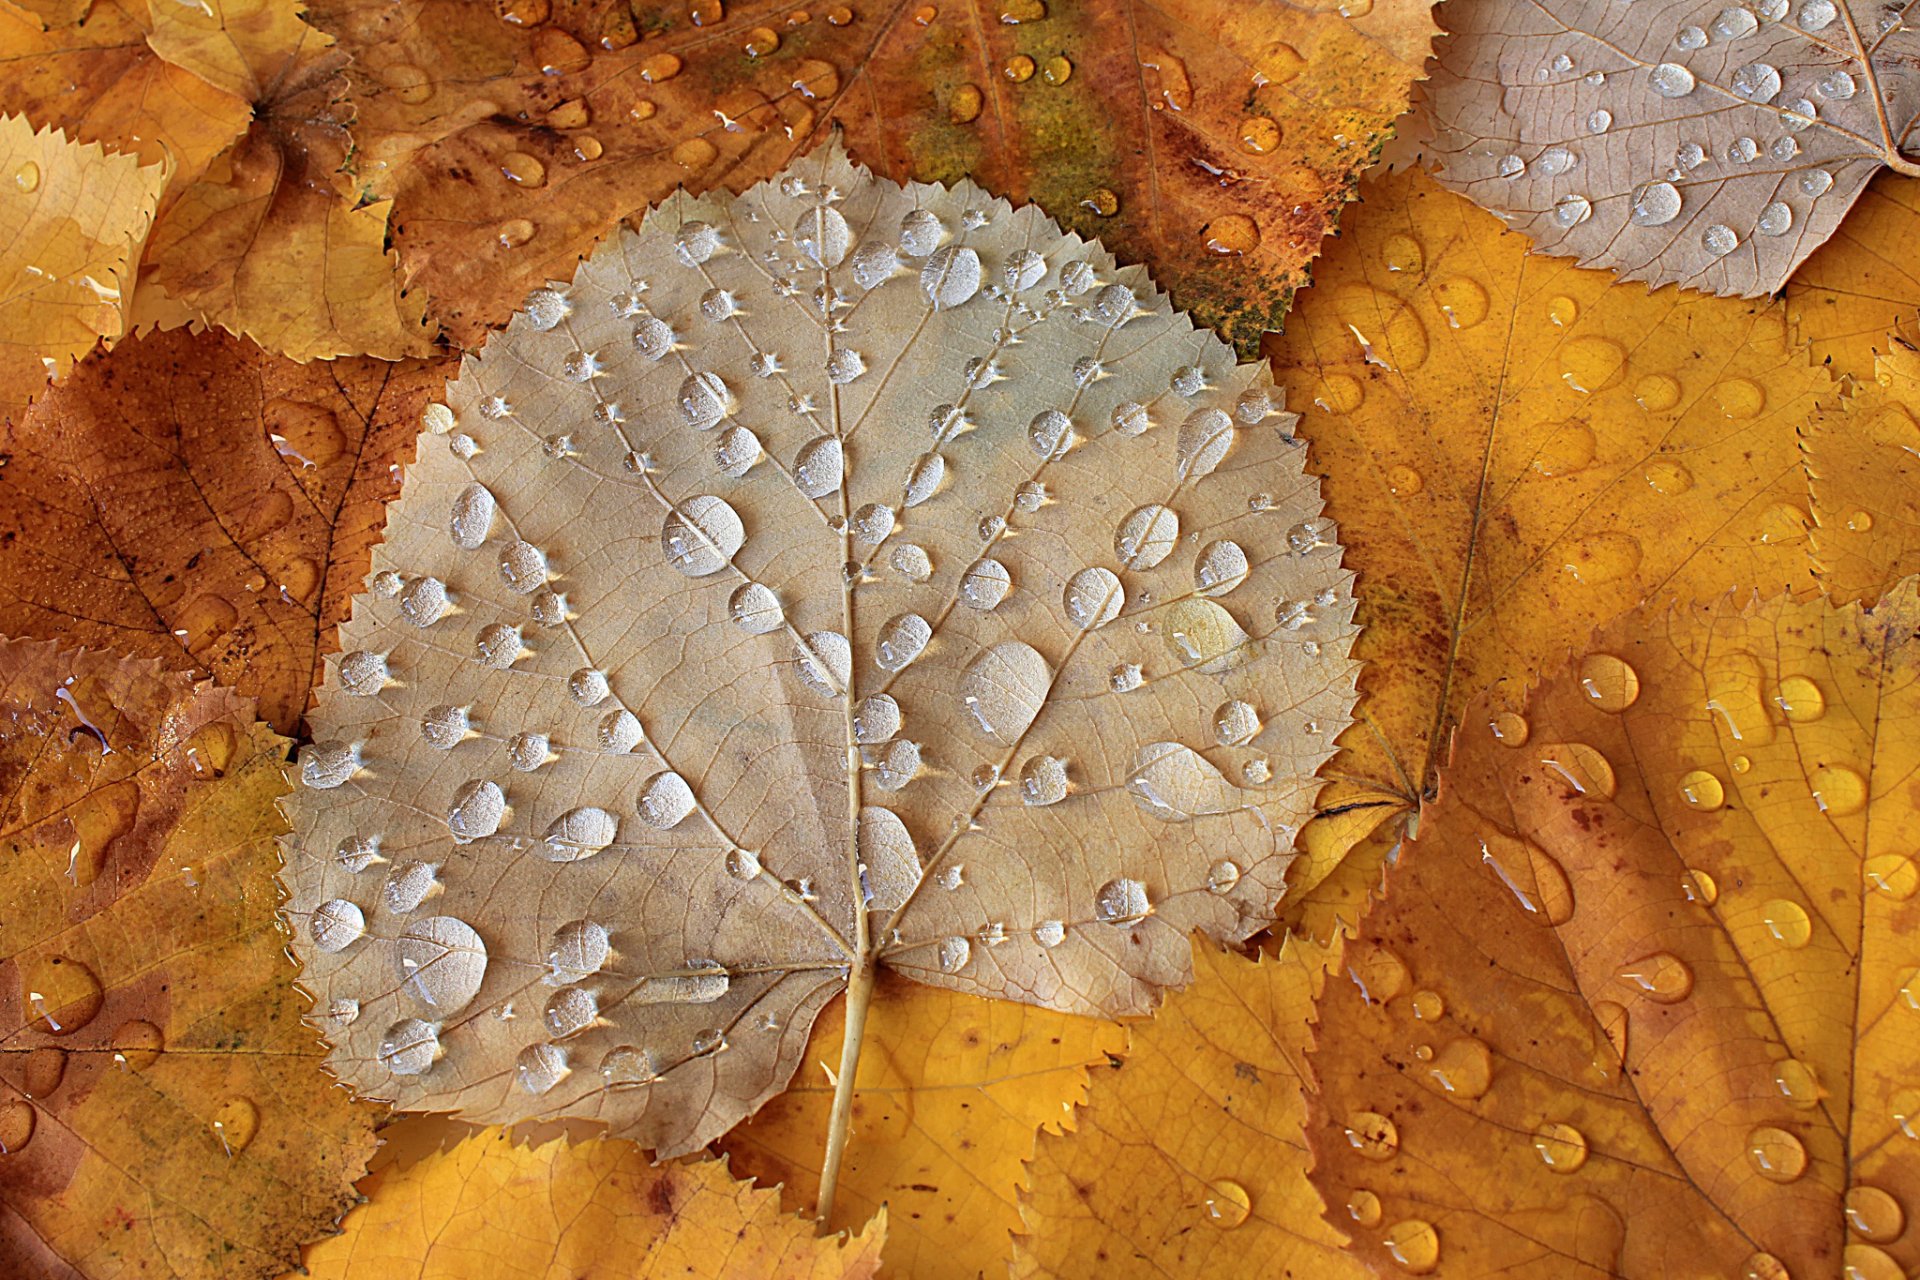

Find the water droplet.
[
  {"left": 1019, "top": 755, "right": 1070, "bottom": 806},
  {"left": 1747, "top": 1125, "right": 1808, "bottom": 1181},
  {"left": 962, "top": 642, "right": 1052, "bottom": 743},
  {"left": 308, "top": 899, "right": 366, "bottom": 954},
  {"left": 1041, "top": 53, "right": 1073, "bottom": 84},
  {"left": 1347, "top": 1189, "right": 1383, "bottom": 1227},
  {"left": 378, "top": 1018, "right": 440, "bottom": 1075},
  {"left": 0, "top": 1101, "right": 36, "bottom": 1153},
  {"left": 1427, "top": 1037, "right": 1493, "bottom": 1098},
  {"left": 922, "top": 245, "right": 982, "bottom": 308},
  {"left": 1489, "top": 711, "right": 1530, "bottom": 745},
  {"left": 1730, "top": 61, "right": 1782, "bottom": 101},
  {"left": 1742, "top": 1253, "right": 1790, "bottom": 1280},
  {"left": 1064, "top": 567, "right": 1124, "bottom": 629},
  {"left": 546, "top": 920, "right": 610, "bottom": 984},
  {"left": 1645, "top": 460, "right": 1694, "bottom": 494},
  {"left": 1238, "top": 115, "right": 1281, "bottom": 153},
  {"left": 393, "top": 916, "right": 489, "bottom": 1012},
  {"left": 661, "top": 495, "right": 745, "bottom": 577},
  {"left": 1532, "top": 1121, "right": 1589, "bottom": 1172},
  {"left": 1679, "top": 769, "right": 1726, "bottom": 810},
  {"left": 1345, "top": 1110, "right": 1400, "bottom": 1159},
  {"left": 1683, "top": 867, "right": 1719, "bottom": 904},
  {"left": 1800, "top": 168, "right": 1834, "bottom": 197},
  {"left": 1559, "top": 336, "right": 1627, "bottom": 393},
  {"left": 1207, "top": 860, "right": 1242, "bottom": 893},
  {"left": 1094, "top": 877, "right": 1152, "bottom": 924},
  {"left": 1561, "top": 532, "right": 1643, "bottom": 584},
  {"left": 1617, "top": 952, "right": 1693, "bottom": 1002},
  {"left": 637, "top": 771, "right": 697, "bottom": 829},
  {"left": 1649, "top": 62, "right": 1696, "bottom": 96},
  {"left": 1810, "top": 763, "right": 1867, "bottom": 814},
  {"left": 1115, "top": 505, "right": 1180, "bottom": 568},
  {"left": 1538, "top": 742, "right": 1617, "bottom": 798},
  {"left": 1214, "top": 700, "right": 1262, "bottom": 747},
  {"left": 1846, "top": 1186, "right": 1905, "bottom": 1242},
  {"left": 1703, "top": 224, "right": 1740, "bottom": 257},
  {"left": 209, "top": 1095, "right": 260, "bottom": 1154},
  {"left": 1630, "top": 180, "right": 1683, "bottom": 226},
  {"left": 938, "top": 936, "right": 972, "bottom": 972},
  {"left": 1383, "top": 1219, "right": 1441, "bottom": 1273},
  {"left": 302, "top": 741, "right": 358, "bottom": 789},
  {"left": 1202, "top": 214, "right": 1261, "bottom": 256},
  {"left": 796, "top": 631, "right": 851, "bottom": 697},
  {"left": 1578, "top": 653, "right": 1640, "bottom": 711}
]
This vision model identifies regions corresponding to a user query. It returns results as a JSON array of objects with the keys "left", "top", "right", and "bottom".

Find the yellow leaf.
[
  {"left": 1806, "top": 340, "right": 1920, "bottom": 602},
  {"left": 1788, "top": 172, "right": 1920, "bottom": 381},
  {"left": 1309, "top": 584, "right": 1920, "bottom": 1279},
  {"left": 1277, "top": 799, "right": 1403, "bottom": 945},
  {"left": 292, "top": 1129, "right": 885, "bottom": 1279},
  {"left": 0, "top": 113, "right": 165, "bottom": 410},
  {"left": 0, "top": 641, "right": 378, "bottom": 1279},
  {"left": 1016, "top": 936, "right": 1365, "bottom": 1278},
  {"left": 1268, "top": 167, "right": 1827, "bottom": 811},
  {"left": 144, "top": 0, "right": 330, "bottom": 102},
  {"left": 721, "top": 974, "right": 1126, "bottom": 1280}
]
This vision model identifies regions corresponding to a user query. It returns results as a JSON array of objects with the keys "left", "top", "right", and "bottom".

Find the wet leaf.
[
  {"left": 137, "top": 0, "right": 436, "bottom": 362},
  {"left": 282, "top": 149, "right": 1359, "bottom": 1173},
  {"left": 1412, "top": 0, "right": 1920, "bottom": 296},
  {"left": 292, "top": 1128, "right": 885, "bottom": 1279},
  {"left": 0, "top": 328, "right": 456, "bottom": 735},
  {"left": 1787, "top": 171, "right": 1920, "bottom": 379},
  {"left": 1267, "top": 167, "right": 1825, "bottom": 811},
  {"left": 306, "top": 0, "right": 1439, "bottom": 352},
  {"left": 1017, "top": 935, "right": 1367, "bottom": 1278},
  {"left": 0, "top": 112, "right": 165, "bottom": 411},
  {"left": 0, "top": 641, "right": 379, "bottom": 1280},
  {"left": 1308, "top": 583, "right": 1920, "bottom": 1279},
  {"left": 721, "top": 973, "right": 1126, "bottom": 1278},
  {"left": 1805, "top": 338, "right": 1920, "bottom": 600}
]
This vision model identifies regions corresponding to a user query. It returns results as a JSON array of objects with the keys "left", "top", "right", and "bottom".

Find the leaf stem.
[{"left": 817, "top": 952, "right": 877, "bottom": 1225}]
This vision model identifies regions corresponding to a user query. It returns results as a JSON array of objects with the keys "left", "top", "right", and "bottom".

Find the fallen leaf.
[
  {"left": 721, "top": 973, "right": 1126, "bottom": 1278},
  {"left": 1267, "top": 167, "right": 1826, "bottom": 811},
  {"left": 0, "top": 112, "right": 165, "bottom": 411},
  {"left": 291, "top": 1128, "right": 885, "bottom": 1279},
  {"left": 5, "top": 0, "right": 92, "bottom": 27},
  {"left": 1275, "top": 798, "right": 1402, "bottom": 945},
  {"left": 1805, "top": 338, "right": 1920, "bottom": 600},
  {"left": 0, "top": 641, "right": 379, "bottom": 1280},
  {"left": 1411, "top": 0, "right": 1920, "bottom": 295},
  {"left": 1308, "top": 583, "right": 1920, "bottom": 1279},
  {"left": 1015, "top": 935, "right": 1364, "bottom": 1278},
  {"left": 306, "top": 0, "right": 1439, "bottom": 352},
  {"left": 0, "top": 327, "right": 455, "bottom": 735},
  {"left": 0, "top": 0, "right": 251, "bottom": 200},
  {"left": 281, "top": 148, "right": 1360, "bottom": 1201},
  {"left": 137, "top": 0, "right": 436, "bottom": 362},
  {"left": 1787, "top": 171, "right": 1920, "bottom": 379}
]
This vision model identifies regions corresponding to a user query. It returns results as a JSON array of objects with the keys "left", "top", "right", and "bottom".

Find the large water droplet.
[
  {"left": 1126, "top": 742, "right": 1242, "bottom": 820},
  {"left": 661, "top": 495, "right": 746, "bottom": 576},
  {"left": 393, "top": 916, "right": 488, "bottom": 1012},
  {"left": 961, "top": 642, "right": 1052, "bottom": 743},
  {"left": 637, "top": 771, "right": 697, "bottom": 828}
]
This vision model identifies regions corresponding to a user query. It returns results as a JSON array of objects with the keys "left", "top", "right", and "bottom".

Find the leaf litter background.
[{"left": 4, "top": 0, "right": 1920, "bottom": 1274}]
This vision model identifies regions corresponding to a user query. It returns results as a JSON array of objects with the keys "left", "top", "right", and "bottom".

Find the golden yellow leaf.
[
  {"left": 1788, "top": 172, "right": 1920, "bottom": 381},
  {"left": 721, "top": 973, "right": 1126, "bottom": 1279},
  {"left": 0, "top": 641, "right": 379, "bottom": 1279},
  {"left": 306, "top": 0, "right": 1438, "bottom": 351},
  {"left": 1267, "top": 167, "right": 1826, "bottom": 812},
  {"left": 0, "top": 328, "right": 455, "bottom": 735},
  {"left": 1015, "top": 936, "right": 1364, "bottom": 1278},
  {"left": 292, "top": 1128, "right": 885, "bottom": 1279},
  {"left": 1805, "top": 339, "right": 1920, "bottom": 602},
  {"left": 3, "top": 0, "right": 93, "bottom": 27},
  {"left": 1276, "top": 799, "right": 1402, "bottom": 945},
  {"left": 145, "top": 0, "right": 330, "bottom": 103},
  {"left": 0, "top": 112, "right": 165, "bottom": 410},
  {"left": 1309, "top": 584, "right": 1920, "bottom": 1278}
]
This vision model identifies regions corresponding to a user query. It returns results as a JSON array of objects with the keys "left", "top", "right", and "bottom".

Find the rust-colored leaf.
[
  {"left": 307, "top": 0, "right": 1438, "bottom": 352},
  {"left": 291, "top": 1128, "right": 885, "bottom": 1279},
  {"left": 1267, "top": 167, "right": 1827, "bottom": 812},
  {"left": 0, "top": 328, "right": 455, "bottom": 734},
  {"left": 0, "top": 641, "right": 379, "bottom": 1280},
  {"left": 721, "top": 974, "right": 1126, "bottom": 1279},
  {"left": 1308, "top": 584, "right": 1920, "bottom": 1278}
]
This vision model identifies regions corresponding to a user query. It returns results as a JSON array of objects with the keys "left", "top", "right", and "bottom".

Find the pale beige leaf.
[
  {"left": 1417, "top": 0, "right": 1920, "bottom": 294},
  {"left": 282, "top": 145, "right": 1359, "bottom": 1158}
]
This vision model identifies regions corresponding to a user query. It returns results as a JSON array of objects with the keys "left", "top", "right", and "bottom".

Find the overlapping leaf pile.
[{"left": 6, "top": 0, "right": 1920, "bottom": 1273}]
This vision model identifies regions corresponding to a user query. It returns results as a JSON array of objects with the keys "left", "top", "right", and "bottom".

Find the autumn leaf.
[
  {"left": 280, "top": 148, "right": 1360, "bottom": 1223},
  {"left": 1410, "top": 0, "right": 1920, "bottom": 295},
  {"left": 136, "top": 0, "right": 435, "bottom": 362},
  {"left": 1786, "top": 171, "right": 1920, "bottom": 378},
  {"left": 1267, "top": 167, "right": 1826, "bottom": 813},
  {"left": 0, "top": 641, "right": 379, "bottom": 1279},
  {"left": 0, "top": 113, "right": 165, "bottom": 411},
  {"left": 5, "top": 0, "right": 92, "bottom": 28},
  {"left": 0, "top": 327, "right": 455, "bottom": 735},
  {"left": 721, "top": 974, "right": 1125, "bottom": 1278},
  {"left": 1016, "top": 935, "right": 1366, "bottom": 1279},
  {"left": 1805, "top": 338, "right": 1920, "bottom": 601},
  {"left": 291, "top": 1128, "right": 885, "bottom": 1279},
  {"left": 1308, "top": 583, "right": 1920, "bottom": 1278},
  {"left": 305, "top": 0, "right": 1438, "bottom": 353}
]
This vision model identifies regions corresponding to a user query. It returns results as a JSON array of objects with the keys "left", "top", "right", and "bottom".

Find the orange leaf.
[
  {"left": 1016, "top": 937, "right": 1365, "bottom": 1278},
  {"left": 721, "top": 974, "right": 1125, "bottom": 1279},
  {"left": 0, "top": 328, "right": 455, "bottom": 733},
  {"left": 1268, "top": 167, "right": 1827, "bottom": 811},
  {"left": 292, "top": 1129, "right": 885, "bottom": 1279},
  {"left": 1805, "top": 340, "right": 1920, "bottom": 602},
  {"left": 1788, "top": 172, "right": 1920, "bottom": 382},
  {"left": 0, "top": 641, "right": 379, "bottom": 1280},
  {"left": 0, "top": 112, "right": 165, "bottom": 411},
  {"left": 306, "top": 0, "right": 1439, "bottom": 350},
  {"left": 1308, "top": 584, "right": 1920, "bottom": 1278}
]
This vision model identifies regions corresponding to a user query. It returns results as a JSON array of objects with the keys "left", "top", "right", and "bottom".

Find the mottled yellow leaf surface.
[
  {"left": 0, "top": 113, "right": 164, "bottom": 411},
  {"left": 1309, "top": 585, "right": 1920, "bottom": 1278},
  {"left": 1806, "top": 339, "right": 1920, "bottom": 602},
  {"left": 293, "top": 1128, "right": 885, "bottom": 1280},
  {"left": 1276, "top": 799, "right": 1402, "bottom": 946},
  {"left": 1268, "top": 167, "right": 1826, "bottom": 812},
  {"left": 0, "top": 328, "right": 455, "bottom": 735},
  {"left": 721, "top": 973, "right": 1125, "bottom": 1280},
  {"left": 144, "top": 0, "right": 329, "bottom": 103},
  {"left": 0, "top": 642, "right": 378, "bottom": 1279},
  {"left": 1788, "top": 172, "right": 1920, "bottom": 381},
  {"left": 1015, "top": 936, "right": 1363, "bottom": 1279}
]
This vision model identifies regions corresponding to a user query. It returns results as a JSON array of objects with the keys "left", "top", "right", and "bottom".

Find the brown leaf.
[
  {"left": 281, "top": 151, "right": 1360, "bottom": 1171},
  {"left": 0, "top": 641, "right": 379, "bottom": 1280},
  {"left": 307, "top": 0, "right": 1438, "bottom": 352},
  {"left": 1308, "top": 584, "right": 1920, "bottom": 1278},
  {"left": 1412, "top": 0, "right": 1920, "bottom": 295},
  {"left": 0, "top": 113, "right": 166, "bottom": 412},
  {"left": 0, "top": 327, "right": 455, "bottom": 734}
]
